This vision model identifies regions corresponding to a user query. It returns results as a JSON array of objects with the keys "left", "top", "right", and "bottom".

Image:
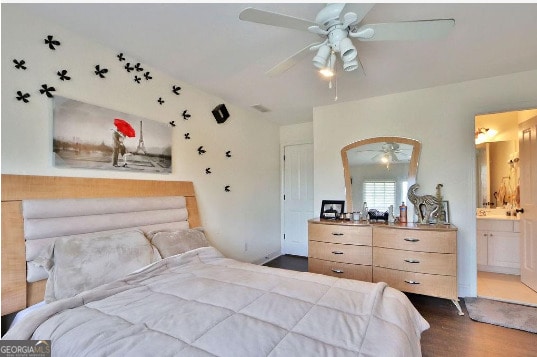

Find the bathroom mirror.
[
  {"left": 341, "top": 137, "right": 421, "bottom": 212},
  {"left": 476, "top": 140, "right": 518, "bottom": 208}
]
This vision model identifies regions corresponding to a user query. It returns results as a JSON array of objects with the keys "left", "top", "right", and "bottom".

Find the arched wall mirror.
[{"left": 341, "top": 137, "right": 422, "bottom": 212}]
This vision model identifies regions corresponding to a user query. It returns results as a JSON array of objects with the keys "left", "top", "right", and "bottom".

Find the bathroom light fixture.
[{"left": 475, "top": 127, "right": 497, "bottom": 144}]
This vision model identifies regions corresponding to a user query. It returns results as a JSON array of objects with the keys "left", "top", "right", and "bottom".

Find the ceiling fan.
[
  {"left": 239, "top": 4, "right": 455, "bottom": 78},
  {"left": 371, "top": 142, "right": 409, "bottom": 163}
]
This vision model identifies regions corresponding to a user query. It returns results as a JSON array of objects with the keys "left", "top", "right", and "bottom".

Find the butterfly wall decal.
[
  {"left": 182, "top": 110, "right": 191, "bottom": 120},
  {"left": 197, "top": 146, "right": 206, "bottom": 155},
  {"left": 39, "top": 84, "right": 55, "bottom": 98},
  {"left": 184, "top": 133, "right": 191, "bottom": 140},
  {"left": 157, "top": 97, "right": 165, "bottom": 105},
  {"left": 205, "top": 168, "right": 212, "bottom": 174},
  {"left": 16, "top": 91, "right": 30, "bottom": 103},
  {"left": 169, "top": 121, "right": 176, "bottom": 127},
  {"left": 124, "top": 63, "right": 134, "bottom": 73},
  {"left": 144, "top": 72, "right": 152, "bottom": 80},
  {"left": 57, "top": 69, "right": 71, "bottom": 81},
  {"left": 13, "top": 59, "right": 27, "bottom": 70},
  {"left": 94, "top": 65, "right": 108, "bottom": 78},
  {"left": 134, "top": 76, "right": 141, "bottom": 84},
  {"left": 134, "top": 63, "right": 144, "bottom": 72},
  {"left": 172, "top": 85, "right": 181, "bottom": 95},
  {"left": 44, "top": 35, "right": 60, "bottom": 50},
  {"left": 117, "top": 53, "right": 125, "bottom": 61},
  {"left": 225, "top": 186, "right": 231, "bottom": 192}
]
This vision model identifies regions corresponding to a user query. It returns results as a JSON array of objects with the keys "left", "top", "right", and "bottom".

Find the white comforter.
[{"left": 6, "top": 247, "right": 429, "bottom": 356}]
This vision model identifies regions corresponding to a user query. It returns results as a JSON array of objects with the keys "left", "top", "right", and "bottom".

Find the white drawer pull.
[
  {"left": 404, "top": 238, "right": 420, "bottom": 242},
  {"left": 404, "top": 259, "right": 420, "bottom": 264},
  {"left": 404, "top": 280, "right": 420, "bottom": 285},
  {"left": 331, "top": 269, "right": 344, "bottom": 274},
  {"left": 331, "top": 251, "right": 344, "bottom": 255},
  {"left": 332, "top": 232, "right": 344, "bottom": 236}
]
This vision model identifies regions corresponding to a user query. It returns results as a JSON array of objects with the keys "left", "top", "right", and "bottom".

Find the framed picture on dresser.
[{"left": 320, "top": 200, "right": 345, "bottom": 219}]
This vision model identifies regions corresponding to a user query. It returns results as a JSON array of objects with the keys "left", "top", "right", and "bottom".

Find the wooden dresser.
[
  {"left": 308, "top": 219, "right": 462, "bottom": 315},
  {"left": 308, "top": 219, "right": 372, "bottom": 281}
]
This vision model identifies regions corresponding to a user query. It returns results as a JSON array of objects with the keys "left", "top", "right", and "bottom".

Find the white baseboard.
[{"left": 253, "top": 250, "right": 281, "bottom": 265}]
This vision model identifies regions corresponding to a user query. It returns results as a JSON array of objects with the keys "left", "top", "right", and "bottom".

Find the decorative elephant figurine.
[{"left": 407, "top": 184, "right": 440, "bottom": 224}]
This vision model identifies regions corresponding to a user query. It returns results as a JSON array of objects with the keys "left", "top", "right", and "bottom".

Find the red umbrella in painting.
[{"left": 113, "top": 118, "right": 135, "bottom": 137}]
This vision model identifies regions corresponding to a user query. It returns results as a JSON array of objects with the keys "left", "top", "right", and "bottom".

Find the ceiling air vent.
[{"left": 251, "top": 104, "right": 271, "bottom": 113}]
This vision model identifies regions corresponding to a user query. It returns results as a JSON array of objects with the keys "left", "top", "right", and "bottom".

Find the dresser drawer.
[
  {"left": 309, "top": 258, "right": 372, "bottom": 281},
  {"left": 373, "top": 227, "right": 456, "bottom": 253},
  {"left": 309, "top": 223, "right": 372, "bottom": 245},
  {"left": 373, "top": 247, "right": 456, "bottom": 276},
  {"left": 309, "top": 241, "right": 372, "bottom": 265},
  {"left": 373, "top": 267, "right": 457, "bottom": 299}
]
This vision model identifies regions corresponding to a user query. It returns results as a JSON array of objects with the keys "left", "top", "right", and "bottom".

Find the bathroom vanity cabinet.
[{"left": 477, "top": 218, "right": 520, "bottom": 275}]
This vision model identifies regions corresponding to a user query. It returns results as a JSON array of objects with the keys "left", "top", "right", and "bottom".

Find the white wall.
[
  {"left": 1, "top": 6, "right": 281, "bottom": 263},
  {"left": 313, "top": 69, "right": 537, "bottom": 297}
]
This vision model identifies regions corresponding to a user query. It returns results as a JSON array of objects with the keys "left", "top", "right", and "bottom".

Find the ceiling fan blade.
[
  {"left": 266, "top": 42, "right": 322, "bottom": 77},
  {"left": 239, "top": 7, "right": 317, "bottom": 32},
  {"left": 353, "top": 19, "right": 455, "bottom": 41}
]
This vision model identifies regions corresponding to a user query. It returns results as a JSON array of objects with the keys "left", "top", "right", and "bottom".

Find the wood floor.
[{"left": 265, "top": 255, "right": 536, "bottom": 357}]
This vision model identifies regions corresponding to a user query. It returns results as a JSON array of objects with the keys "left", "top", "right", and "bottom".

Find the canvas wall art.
[{"left": 53, "top": 96, "right": 172, "bottom": 173}]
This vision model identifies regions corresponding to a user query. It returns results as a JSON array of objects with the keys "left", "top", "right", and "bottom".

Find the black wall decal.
[
  {"left": 172, "top": 85, "right": 181, "bottom": 95},
  {"left": 124, "top": 63, "right": 134, "bottom": 72},
  {"left": 225, "top": 150, "right": 232, "bottom": 158},
  {"left": 182, "top": 110, "right": 191, "bottom": 120},
  {"left": 184, "top": 133, "right": 191, "bottom": 140},
  {"left": 57, "top": 69, "right": 71, "bottom": 81},
  {"left": 157, "top": 97, "right": 165, "bottom": 105},
  {"left": 39, "top": 84, "right": 55, "bottom": 98},
  {"left": 44, "top": 35, "right": 60, "bottom": 50},
  {"left": 16, "top": 91, "right": 30, "bottom": 103},
  {"left": 212, "top": 104, "right": 230, "bottom": 124},
  {"left": 225, "top": 185, "right": 231, "bottom": 192},
  {"left": 197, "top": 146, "right": 206, "bottom": 155},
  {"left": 134, "top": 63, "right": 143, "bottom": 72},
  {"left": 134, "top": 75, "right": 141, "bottom": 84},
  {"left": 94, "top": 65, "right": 108, "bottom": 78},
  {"left": 117, "top": 53, "right": 125, "bottom": 61},
  {"left": 205, "top": 168, "right": 212, "bottom": 174},
  {"left": 13, "top": 59, "right": 27, "bottom": 70},
  {"left": 144, "top": 72, "right": 152, "bottom": 80},
  {"left": 169, "top": 121, "right": 176, "bottom": 127}
]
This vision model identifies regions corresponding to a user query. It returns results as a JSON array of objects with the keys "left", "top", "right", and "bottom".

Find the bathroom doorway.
[{"left": 475, "top": 108, "right": 537, "bottom": 306}]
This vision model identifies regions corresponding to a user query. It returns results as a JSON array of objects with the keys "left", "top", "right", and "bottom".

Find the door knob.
[{"left": 516, "top": 208, "right": 524, "bottom": 214}]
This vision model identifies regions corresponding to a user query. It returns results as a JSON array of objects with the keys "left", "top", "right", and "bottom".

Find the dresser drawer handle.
[
  {"left": 331, "top": 269, "right": 344, "bottom": 274},
  {"left": 331, "top": 251, "right": 344, "bottom": 255},
  {"left": 332, "top": 232, "right": 344, "bottom": 236},
  {"left": 404, "top": 259, "right": 420, "bottom": 264},
  {"left": 404, "top": 238, "right": 420, "bottom": 242},
  {"left": 404, "top": 280, "right": 420, "bottom": 285}
]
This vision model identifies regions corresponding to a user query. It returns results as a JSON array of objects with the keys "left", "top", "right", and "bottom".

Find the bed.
[{"left": 2, "top": 175, "right": 429, "bottom": 356}]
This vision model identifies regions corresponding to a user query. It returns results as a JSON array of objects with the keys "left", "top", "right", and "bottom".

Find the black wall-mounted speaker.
[{"left": 212, "top": 104, "right": 230, "bottom": 124}]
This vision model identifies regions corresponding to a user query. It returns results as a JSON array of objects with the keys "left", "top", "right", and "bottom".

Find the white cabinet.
[{"left": 477, "top": 219, "right": 520, "bottom": 275}]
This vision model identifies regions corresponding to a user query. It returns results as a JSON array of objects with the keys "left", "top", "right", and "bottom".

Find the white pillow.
[
  {"left": 150, "top": 229, "right": 209, "bottom": 258},
  {"left": 44, "top": 230, "right": 158, "bottom": 302}
]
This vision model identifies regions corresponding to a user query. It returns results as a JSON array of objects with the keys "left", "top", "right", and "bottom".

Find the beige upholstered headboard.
[{"left": 1, "top": 175, "right": 201, "bottom": 316}]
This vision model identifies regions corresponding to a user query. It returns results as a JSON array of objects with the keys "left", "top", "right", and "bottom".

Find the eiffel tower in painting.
[{"left": 135, "top": 120, "right": 147, "bottom": 155}]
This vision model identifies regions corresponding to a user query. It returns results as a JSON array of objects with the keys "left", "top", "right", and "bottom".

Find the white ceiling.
[{"left": 15, "top": 3, "right": 537, "bottom": 126}]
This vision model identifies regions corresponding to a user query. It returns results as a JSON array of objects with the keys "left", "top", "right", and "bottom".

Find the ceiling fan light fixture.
[
  {"left": 339, "top": 37, "right": 357, "bottom": 62},
  {"left": 319, "top": 52, "right": 336, "bottom": 77},
  {"left": 343, "top": 59, "right": 358, "bottom": 71},
  {"left": 312, "top": 44, "right": 331, "bottom": 69}
]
